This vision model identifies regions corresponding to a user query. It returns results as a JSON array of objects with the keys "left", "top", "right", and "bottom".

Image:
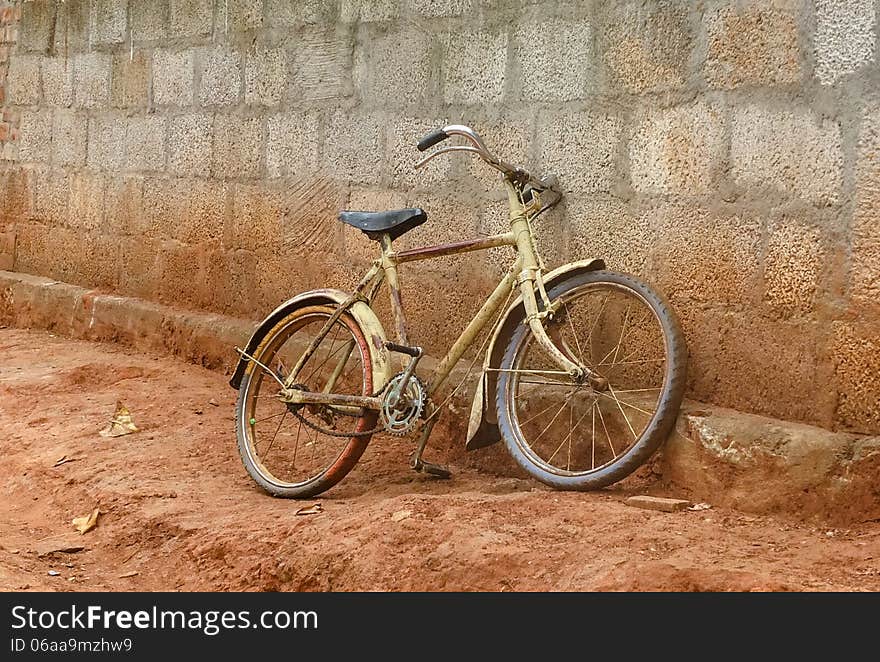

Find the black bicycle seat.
[{"left": 338, "top": 208, "right": 427, "bottom": 241}]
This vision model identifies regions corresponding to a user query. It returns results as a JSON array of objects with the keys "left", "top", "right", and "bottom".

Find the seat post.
[{"left": 380, "top": 233, "right": 410, "bottom": 347}]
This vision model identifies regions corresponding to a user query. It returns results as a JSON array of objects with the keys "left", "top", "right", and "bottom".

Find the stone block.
[
  {"left": 599, "top": 1, "right": 691, "bottom": 94},
  {"left": 198, "top": 47, "right": 242, "bottom": 107},
  {"left": 230, "top": 183, "right": 284, "bottom": 252},
  {"left": 388, "top": 116, "right": 451, "bottom": 189},
  {"left": 69, "top": 173, "right": 105, "bottom": 231},
  {"left": 130, "top": 0, "right": 168, "bottom": 41},
  {"left": 34, "top": 170, "right": 69, "bottom": 225},
  {"left": 340, "top": 0, "right": 400, "bottom": 22},
  {"left": 814, "top": 0, "right": 875, "bottom": 85},
  {"left": 731, "top": 105, "right": 842, "bottom": 206},
  {"left": 169, "top": 0, "right": 213, "bottom": 38},
  {"left": 515, "top": 19, "right": 595, "bottom": 101},
  {"left": 245, "top": 45, "right": 286, "bottom": 107},
  {"left": 41, "top": 57, "right": 74, "bottom": 107},
  {"left": 852, "top": 105, "right": 880, "bottom": 306},
  {"left": 354, "top": 28, "right": 431, "bottom": 106},
  {"left": 630, "top": 102, "right": 726, "bottom": 195},
  {"left": 442, "top": 30, "right": 507, "bottom": 105},
  {"left": 293, "top": 31, "right": 354, "bottom": 101},
  {"left": 18, "top": 0, "right": 55, "bottom": 53},
  {"left": 168, "top": 114, "right": 213, "bottom": 176},
  {"left": 52, "top": 110, "right": 87, "bottom": 167},
  {"left": 211, "top": 115, "right": 263, "bottom": 178},
  {"left": 324, "top": 111, "right": 384, "bottom": 184},
  {"left": 626, "top": 496, "right": 691, "bottom": 512},
  {"left": 8, "top": 55, "right": 42, "bottom": 105},
  {"left": 763, "top": 218, "right": 825, "bottom": 317},
  {"left": 17, "top": 109, "right": 53, "bottom": 163},
  {"left": 832, "top": 321, "right": 880, "bottom": 433},
  {"left": 265, "top": 111, "right": 321, "bottom": 179},
  {"left": 153, "top": 49, "right": 194, "bottom": 106},
  {"left": 88, "top": 114, "right": 127, "bottom": 171},
  {"left": 73, "top": 53, "right": 111, "bottom": 109},
  {"left": 703, "top": 1, "right": 801, "bottom": 89},
  {"left": 90, "top": 0, "right": 127, "bottom": 46},
  {"left": 408, "top": 0, "right": 472, "bottom": 17},
  {"left": 218, "top": 0, "right": 264, "bottom": 32},
  {"left": 111, "top": 52, "right": 149, "bottom": 108},
  {"left": 538, "top": 112, "right": 621, "bottom": 194},
  {"left": 124, "top": 116, "right": 166, "bottom": 172}
]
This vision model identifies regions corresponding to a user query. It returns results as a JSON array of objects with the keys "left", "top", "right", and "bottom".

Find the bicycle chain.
[{"left": 290, "top": 407, "right": 385, "bottom": 438}]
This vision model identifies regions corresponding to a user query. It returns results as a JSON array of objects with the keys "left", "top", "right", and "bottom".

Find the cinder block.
[
  {"left": 538, "top": 111, "right": 621, "bottom": 194},
  {"left": 218, "top": 0, "right": 264, "bottom": 31},
  {"left": 0, "top": 229, "right": 14, "bottom": 270},
  {"left": 630, "top": 102, "right": 726, "bottom": 195},
  {"left": 17, "top": 109, "right": 53, "bottom": 163},
  {"left": 265, "top": 111, "right": 321, "bottom": 179},
  {"left": 340, "top": 0, "right": 400, "bottom": 22},
  {"left": 0, "top": 168, "right": 35, "bottom": 223},
  {"left": 88, "top": 114, "right": 127, "bottom": 171},
  {"left": 153, "top": 49, "right": 194, "bottom": 106},
  {"left": 353, "top": 28, "right": 431, "bottom": 106},
  {"left": 703, "top": 2, "right": 801, "bottom": 89},
  {"left": 34, "top": 170, "right": 70, "bottom": 225},
  {"left": 110, "top": 52, "right": 149, "bottom": 108},
  {"left": 230, "top": 183, "right": 284, "bottom": 252},
  {"left": 130, "top": 0, "right": 167, "bottom": 41},
  {"left": 245, "top": 45, "right": 286, "bottom": 107},
  {"left": 408, "top": 0, "right": 472, "bottom": 17},
  {"left": 168, "top": 114, "right": 213, "bottom": 176},
  {"left": 90, "top": 0, "right": 127, "bottom": 46},
  {"left": 832, "top": 321, "right": 880, "bottom": 433},
  {"left": 198, "top": 46, "right": 242, "bottom": 107},
  {"left": 815, "top": 0, "right": 875, "bottom": 85},
  {"left": 54, "top": 0, "right": 90, "bottom": 54},
  {"left": 278, "top": 177, "right": 346, "bottom": 257},
  {"left": 324, "top": 111, "right": 384, "bottom": 184},
  {"left": 599, "top": 1, "right": 691, "bottom": 94},
  {"left": 388, "top": 116, "right": 451, "bottom": 189},
  {"left": 143, "top": 178, "right": 228, "bottom": 244},
  {"left": 515, "top": 19, "right": 595, "bottom": 101},
  {"left": 267, "top": 0, "right": 339, "bottom": 25},
  {"left": 73, "top": 53, "right": 111, "bottom": 109},
  {"left": 41, "top": 57, "right": 74, "bottom": 107},
  {"left": 17, "top": 1, "right": 51, "bottom": 53},
  {"left": 169, "top": 0, "right": 213, "bottom": 38},
  {"left": 763, "top": 218, "right": 825, "bottom": 317},
  {"left": 52, "top": 110, "right": 88, "bottom": 167},
  {"left": 731, "top": 105, "right": 842, "bottom": 206},
  {"left": 8, "top": 55, "right": 42, "bottom": 105},
  {"left": 69, "top": 173, "right": 105, "bottom": 231},
  {"left": 567, "top": 195, "right": 652, "bottom": 274},
  {"left": 442, "top": 30, "right": 507, "bottom": 105},
  {"left": 293, "top": 32, "right": 353, "bottom": 101},
  {"left": 104, "top": 176, "right": 145, "bottom": 236},
  {"left": 211, "top": 115, "right": 263, "bottom": 178},
  {"left": 853, "top": 106, "right": 880, "bottom": 305},
  {"left": 124, "top": 116, "right": 167, "bottom": 172}
]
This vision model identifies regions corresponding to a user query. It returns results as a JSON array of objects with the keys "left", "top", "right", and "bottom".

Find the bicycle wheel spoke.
[
  {"left": 596, "top": 389, "right": 657, "bottom": 417},
  {"left": 591, "top": 404, "right": 596, "bottom": 469},
  {"left": 563, "top": 302, "right": 586, "bottom": 366},
  {"left": 291, "top": 418, "right": 303, "bottom": 470},
  {"left": 517, "top": 396, "right": 568, "bottom": 427},
  {"left": 533, "top": 394, "right": 574, "bottom": 444},
  {"left": 595, "top": 403, "right": 616, "bottom": 458},
  {"left": 607, "top": 385, "right": 638, "bottom": 441},
  {"left": 261, "top": 410, "right": 289, "bottom": 458}
]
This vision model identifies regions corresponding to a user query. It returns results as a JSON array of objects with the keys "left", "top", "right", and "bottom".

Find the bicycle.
[{"left": 228, "top": 124, "right": 688, "bottom": 498}]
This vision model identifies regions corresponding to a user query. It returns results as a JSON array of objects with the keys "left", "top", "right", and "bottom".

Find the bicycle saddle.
[{"left": 338, "top": 208, "right": 427, "bottom": 241}]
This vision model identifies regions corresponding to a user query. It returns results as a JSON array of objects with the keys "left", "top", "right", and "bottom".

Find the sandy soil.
[{"left": 0, "top": 327, "right": 878, "bottom": 592}]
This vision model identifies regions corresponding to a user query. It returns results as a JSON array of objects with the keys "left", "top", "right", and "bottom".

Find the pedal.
[{"left": 413, "top": 459, "right": 452, "bottom": 479}]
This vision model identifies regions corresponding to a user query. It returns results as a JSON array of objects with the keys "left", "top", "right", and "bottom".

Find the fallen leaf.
[
  {"left": 72, "top": 508, "right": 100, "bottom": 535},
  {"left": 53, "top": 455, "right": 82, "bottom": 468},
  {"left": 295, "top": 503, "right": 323, "bottom": 516},
  {"left": 118, "top": 571, "right": 139, "bottom": 578},
  {"left": 208, "top": 399, "right": 219, "bottom": 407},
  {"left": 688, "top": 502, "right": 712, "bottom": 511},
  {"left": 391, "top": 510, "right": 412, "bottom": 522},
  {"left": 47, "top": 570, "right": 60, "bottom": 576},
  {"left": 99, "top": 401, "right": 139, "bottom": 438}
]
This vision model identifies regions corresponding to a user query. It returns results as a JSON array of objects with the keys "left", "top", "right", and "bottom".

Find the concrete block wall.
[{"left": 0, "top": 0, "right": 878, "bottom": 435}]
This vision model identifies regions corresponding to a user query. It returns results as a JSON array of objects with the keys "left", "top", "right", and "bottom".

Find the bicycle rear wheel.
[{"left": 495, "top": 270, "right": 687, "bottom": 490}]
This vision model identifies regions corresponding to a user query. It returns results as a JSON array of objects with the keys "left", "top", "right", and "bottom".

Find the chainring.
[{"left": 380, "top": 372, "right": 426, "bottom": 437}]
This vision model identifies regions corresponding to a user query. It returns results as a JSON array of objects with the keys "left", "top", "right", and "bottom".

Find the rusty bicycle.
[{"left": 229, "top": 125, "right": 688, "bottom": 498}]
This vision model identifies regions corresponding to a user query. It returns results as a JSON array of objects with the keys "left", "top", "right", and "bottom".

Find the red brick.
[{"left": 626, "top": 496, "right": 692, "bottom": 513}]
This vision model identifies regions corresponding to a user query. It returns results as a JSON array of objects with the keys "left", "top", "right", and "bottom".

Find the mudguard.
[
  {"left": 228, "top": 289, "right": 392, "bottom": 395},
  {"left": 466, "top": 258, "right": 606, "bottom": 450}
]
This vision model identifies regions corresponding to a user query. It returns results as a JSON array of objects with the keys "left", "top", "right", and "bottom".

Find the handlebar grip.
[{"left": 417, "top": 128, "right": 449, "bottom": 152}]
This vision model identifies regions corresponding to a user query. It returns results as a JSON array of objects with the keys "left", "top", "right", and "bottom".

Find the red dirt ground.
[{"left": 1, "top": 328, "right": 878, "bottom": 592}]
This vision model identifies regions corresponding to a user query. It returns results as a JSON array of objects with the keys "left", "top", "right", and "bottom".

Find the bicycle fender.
[
  {"left": 228, "top": 289, "right": 392, "bottom": 394},
  {"left": 466, "top": 258, "right": 606, "bottom": 450}
]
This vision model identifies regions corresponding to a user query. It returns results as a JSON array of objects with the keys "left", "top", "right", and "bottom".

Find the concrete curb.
[{"left": 1, "top": 269, "right": 877, "bottom": 523}]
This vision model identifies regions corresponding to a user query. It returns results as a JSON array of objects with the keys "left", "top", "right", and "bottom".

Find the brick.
[
  {"left": 88, "top": 114, "right": 127, "bottom": 171},
  {"left": 599, "top": 1, "right": 691, "bottom": 94},
  {"left": 218, "top": 0, "right": 264, "bottom": 32},
  {"left": 8, "top": 55, "right": 42, "bottom": 105},
  {"left": 124, "top": 116, "right": 166, "bottom": 172},
  {"left": 324, "top": 111, "right": 384, "bottom": 184},
  {"left": 169, "top": 0, "right": 213, "bottom": 38},
  {"left": 515, "top": 19, "right": 595, "bottom": 102},
  {"left": 815, "top": 0, "right": 875, "bottom": 85},
  {"left": 538, "top": 112, "right": 621, "bottom": 194},
  {"left": 168, "top": 114, "right": 213, "bottom": 176},
  {"left": 18, "top": 0, "right": 54, "bottom": 53},
  {"left": 354, "top": 28, "right": 430, "bottom": 106},
  {"left": 41, "top": 57, "right": 74, "bottom": 107},
  {"left": 731, "top": 106, "right": 843, "bottom": 206},
  {"left": 17, "top": 109, "right": 53, "bottom": 163},
  {"left": 265, "top": 111, "right": 321, "bottom": 179},
  {"left": 703, "top": 1, "right": 801, "bottom": 89},
  {"left": 293, "top": 32, "right": 353, "bottom": 101},
  {"left": 90, "top": 0, "right": 127, "bottom": 46},
  {"left": 245, "top": 45, "right": 286, "bottom": 107},
  {"left": 340, "top": 0, "right": 400, "bottom": 22},
  {"left": 408, "top": 0, "right": 472, "bottom": 17},
  {"left": 130, "top": 0, "right": 168, "bottom": 41},
  {"left": 267, "top": 0, "right": 339, "bottom": 25},
  {"left": 153, "top": 49, "right": 194, "bottom": 106},
  {"left": 51, "top": 110, "right": 87, "bottom": 167},
  {"left": 442, "top": 30, "right": 507, "bottom": 105},
  {"left": 630, "top": 102, "right": 726, "bottom": 195},
  {"left": 198, "top": 47, "right": 242, "bottom": 107},
  {"left": 626, "top": 496, "right": 691, "bottom": 512},
  {"left": 852, "top": 106, "right": 880, "bottom": 305},
  {"left": 388, "top": 116, "right": 451, "bottom": 189},
  {"left": 211, "top": 115, "right": 263, "bottom": 178},
  {"left": 34, "top": 170, "right": 70, "bottom": 225},
  {"left": 763, "top": 218, "right": 825, "bottom": 317},
  {"left": 73, "top": 53, "right": 111, "bottom": 109},
  {"left": 69, "top": 173, "right": 105, "bottom": 231},
  {"left": 832, "top": 321, "right": 880, "bottom": 433},
  {"left": 110, "top": 52, "right": 149, "bottom": 108},
  {"left": 230, "top": 183, "right": 283, "bottom": 252}
]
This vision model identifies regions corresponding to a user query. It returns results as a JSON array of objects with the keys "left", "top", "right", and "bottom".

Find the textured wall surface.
[{"left": 0, "top": 0, "right": 878, "bottom": 435}]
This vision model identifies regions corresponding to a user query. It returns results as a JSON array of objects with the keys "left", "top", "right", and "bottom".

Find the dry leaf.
[
  {"left": 53, "top": 455, "right": 82, "bottom": 467},
  {"left": 391, "top": 510, "right": 412, "bottom": 522},
  {"left": 47, "top": 570, "right": 60, "bottom": 576},
  {"left": 72, "top": 508, "right": 100, "bottom": 535},
  {"left": 118, "top": 571, "right": 139, "bottom": 578},
  {"left": 688, "top": 502, "right": 712, "bottom": 511},
  {"left": 295, "top": 503, "right": 323, "bottom": 516},
  {"left": 99, "top": 401, "right": 139, "bottom": 438}
]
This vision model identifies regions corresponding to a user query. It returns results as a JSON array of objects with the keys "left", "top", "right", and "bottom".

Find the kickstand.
[{"left": 410, "top": 416, "right": 452, "bottom": 479}]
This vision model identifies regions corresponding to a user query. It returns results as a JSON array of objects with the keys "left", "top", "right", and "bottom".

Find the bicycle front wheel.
[{"left": 495, "top": 270, "right": 687, "bottom": 490}]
